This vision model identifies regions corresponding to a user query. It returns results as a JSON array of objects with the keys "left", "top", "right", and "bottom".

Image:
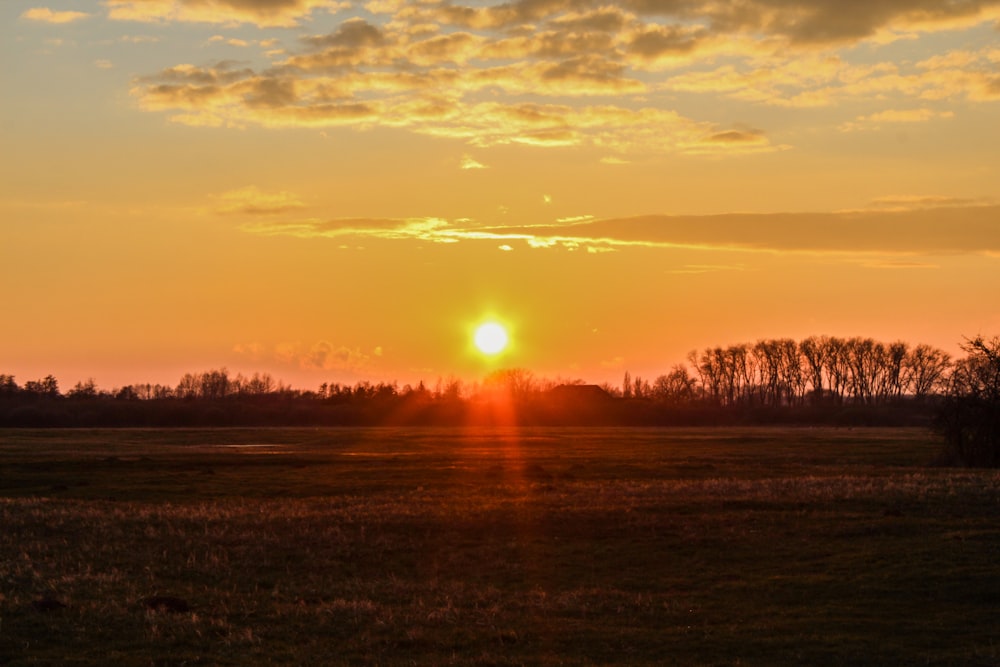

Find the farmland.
[{"left": 1, "top": 427, "right": 998, "bottom": 665}]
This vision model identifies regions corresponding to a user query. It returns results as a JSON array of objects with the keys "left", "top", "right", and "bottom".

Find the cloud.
[
  {"left": 664, "top": 45, "right": 1000, "bottom": 107},
  {"left": 685, "top": 126, "right": 780, "bottom": 154},
  {"left": 106, "top": 0, "right": 344, "bottom": 28},
  {"left": 864, "top": 109, "right": 954, "bottom": 123},
  {"left": 627, "top": 23, "right": 714, "bottom": 66},
  {"left": 208, "top": 35, "right": 251, "bottom": 47},
  {"left": 860, "top": 260, "right": 940, "bottom": 270},
  {"left": 668, "top": 264, "right": 746, "bottom": 274},
  {"left": 705, "top": 128, "right": 765, "bottom": 143},
  {"left": 601, "top": 356, "right": 625, "bottom": 370},
  {"left": 121, "top": 35, "right": 161, "bottom": 43},
  {"left": 301, "top": 341, "right": 372, "bottom": 371},
  {"left": 258, "top": 341, "right": 375, "bottom": 372},
  {"left": 244, "top": 217, "right": 470, "bottom": 244},
  {"left": 132, "top": 61, "right": 778, "bottom": 153},
  {"left": 625, "top": 0, "right": 1000, "bottom": 47},
  {"left": 840, "top": 107, "right": 955, "bottom": 131},
  {"left": 460, "top": 154, "right": 488, "bottom": 169},
  {"left": 400, "top": 0, "right": 1000, "bottom": 47},
  {"left": 524, "top": 205, "right": 1000, "bottom": 255},
  {"left": 232, "top": 342, "right": 265, "bottom": 359},
  {"left": 213, "top": 186, "right": 305, "bottom": 215},
  {"left": 241, "top": 204, "right": 1000, "bottom": 256},
  {"left": 21, "top": 7, "right": 90, "bottom": 23},
  {"left": 127, "top": 2, "right": 1000, "bottom": 152},
  {"left": 866, "top": 195, "right": 989, "bottom": 210}
]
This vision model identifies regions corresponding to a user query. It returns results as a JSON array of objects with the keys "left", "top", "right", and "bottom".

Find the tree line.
[
  {"left": 0, "top": 336, "right": 960, "bottom": 410},
  {"left": 1, "top": 335, "right": 997, "bottom": 448},
  {"left": 640, "top": 335, "right": 953, "bottom": 407}
]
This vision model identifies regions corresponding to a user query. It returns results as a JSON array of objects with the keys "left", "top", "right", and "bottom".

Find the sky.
[{"left": 2, "top": 0, "right": 1000, "bottom": 391}]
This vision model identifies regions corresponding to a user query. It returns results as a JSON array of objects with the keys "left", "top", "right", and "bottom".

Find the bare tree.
[
  {"left": 906, "top": 344, "right": 952, "bottom": 399},
  {"left": 653, "top": 365, "right": 698, "bottom": 404},
  {"left": 800, "top": 336, "right": 828, "bottom": 397},
  {"left": 936, "top": 336, "right": 1000, "bottom": 467},
  {"left": 199, "top": 368, "right": 230, "bottom": 400}
]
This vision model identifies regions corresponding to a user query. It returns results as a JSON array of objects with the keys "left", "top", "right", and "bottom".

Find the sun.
[{"left": 474, "top": 322, "right": 509, "bottom": 355}]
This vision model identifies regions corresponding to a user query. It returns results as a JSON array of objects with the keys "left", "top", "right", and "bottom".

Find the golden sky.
[{"left": 2, "top": 0, "right": 999, "bottom": 389}]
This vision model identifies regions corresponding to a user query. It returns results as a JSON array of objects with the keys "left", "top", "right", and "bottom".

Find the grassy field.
[{"left": 1, "top": 427, "right": 998, "bottom": 666}]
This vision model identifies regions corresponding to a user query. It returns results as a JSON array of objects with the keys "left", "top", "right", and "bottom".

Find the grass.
[{"left": 0, "top": 427, "right": 998, "bottom": 665}]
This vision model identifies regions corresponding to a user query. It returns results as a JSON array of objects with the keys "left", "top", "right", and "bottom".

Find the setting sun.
[{"left": 474, "top": 323, "right": 509, "bottom": 356}]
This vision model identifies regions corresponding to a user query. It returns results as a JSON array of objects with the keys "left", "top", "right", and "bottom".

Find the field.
[{"left": 1, "top": 427, "right": 998, "bottom": 666}]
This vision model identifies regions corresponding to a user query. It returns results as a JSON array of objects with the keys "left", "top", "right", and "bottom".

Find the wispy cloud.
[
  {"left": 669, "top": 264, "right": 747, "bottom": 275},
  {"left": 207, "top": 35, "right": 249, "bottom": 47},
  {"left": 286, "top": 341, "right": 374, "bottom": 372},
  {"left": 862, "top": 195, "right": 992, "bottom": 212},
  {"left": 106, "top": 0, "right": 346, "bottom": 28},
  {"left": 237, "top": 340, "right": 377, "bottom": 372},
  {"left": 460, "top": 155, "right": 488, "bottom": 170},
  {"left": 21, "top": 7, "right": 90, "bottom": 23},
  {"left": 556, "top": 215, "right": 595, "bottom": 224},
  {"left": 242, "top": 204, "right": 1000, "bottom": 257},
  {"left": 840, "top": 108, "right": 955, "bottom": 131},
  {"left": 120, "top": 35, "right": 161, "bottom": 43},
  {"left": 213, "top": 186, "right": 305, "bottom": 215},
  {"left": 859, "top": 260, "right": 940, "bottom": 270}
]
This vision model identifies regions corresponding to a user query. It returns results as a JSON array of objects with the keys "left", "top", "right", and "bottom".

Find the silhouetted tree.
[
  {"left": 936, "top": 336, "right": 1000, "bottom": 467},
  {"left": 0, "top": 375, "right": 19, "bottom": 397},
  {"left": 484, "top": 369, "right": 536, "bottom": 400},
  {"left": 199, "top": 368, "right": 230, "bottom": 400},
  {"left": 800, "top": 336, "right": 829, "bottom": 397},
  {"left": 68, "top": 379, "right": 98, "bottom": 399},
  {"left": 116, "top": 385, "right": 140, "bottom": 401},
  {"left": 632, "top": 375, "right": 651, "bottom": 399},
  {"left": 906, "top": 344, "right": 952, "bottom": 400},
  {"left": 246, "top": 372, "right": 275, "bottom": 396},
  {"left": 884, "top": 341, "right": 909, "bottom": 400},
  {"left": 653, "top": 365, "right": 697, "bottom": 404},
  {"left": 23, "top": 375, "right": 59, "bottom": 398},
  {"left": 176, "top": 372, "right": 200, "bottom": 399}
]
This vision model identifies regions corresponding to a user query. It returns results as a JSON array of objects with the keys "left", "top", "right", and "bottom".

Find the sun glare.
[{"left": 474, "top": 322, "right": 509, "bottom": 355}]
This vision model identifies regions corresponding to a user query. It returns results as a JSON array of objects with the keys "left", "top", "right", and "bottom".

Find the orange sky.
[{"left": 2, "top": 0, "right": 1000, "bottom": 390}]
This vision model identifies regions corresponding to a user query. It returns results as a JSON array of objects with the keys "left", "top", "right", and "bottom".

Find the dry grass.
[{"left": 1, "top": 427, "right": 998, "bottom": 665}]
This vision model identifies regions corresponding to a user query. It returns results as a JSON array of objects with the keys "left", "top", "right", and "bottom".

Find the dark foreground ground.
[{"left": 0, "top": 427, "right": 998, "bottom": 666}]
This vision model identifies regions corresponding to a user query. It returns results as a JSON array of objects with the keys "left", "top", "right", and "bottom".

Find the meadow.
[{"left": 1, "top": 427, "right": 998, "bottom": 666}]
